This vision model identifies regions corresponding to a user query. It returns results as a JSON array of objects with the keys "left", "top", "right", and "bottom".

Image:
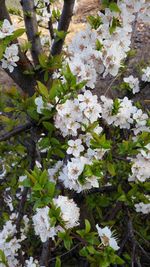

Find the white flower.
[
  {"left": 67, "top": 139, "right": 84, "bottom": 157},
  {"left": 25, "top": 257, "right": 39, "bottom": 267},
  {"left": 128, "top": 153, "right": 150, "bottom": 182},
  {"left": 114, "top": 97, "right": 137, "bottom": 129},
  {"left": 67, "top": 158, "right": 85, "bottom": 180},
  {"left": 32, "top": 206, "right": 57, "bottom": 242},
  {"left": 140, "top": 143, "right": 150, "bottom": 159},
  {"left": 132, "top": 109, "right": 149, "bottom": 135},
  {"left": 59, "top": 157, "right": 100, "bottom": 193},
  {"left": 96, "top": 225, "right": 119, "bottom": 251},
  {"left": 53, "top": 196, "right": 80, "bottom": 229},
  {"left": 78, "top": 90, "right": 98, "bottom": 110},
  {"left": 141, "top": 66, "right": 150, "bottom": 82},
  {"left": 0, "top": 219, "right": 22, "bottom": 267},
  {"left": 123, "top": 75, "right": 140, "bottom": 94},
  {"left": 35, "top": 96, "right": 53, "bottom": 114},
  {"left": 0, "top": 19, "right": 14, "bottom": 39},
  {"left": 1, "top": 44, "right": 19, "bottom": 73},
  {"left": 135, "top": 202, "right": 150, "bottom": 214}
]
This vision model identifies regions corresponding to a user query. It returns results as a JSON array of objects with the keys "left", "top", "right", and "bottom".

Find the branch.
[
  {"left": 46, "top": 3, "right": 54, "bottom": 40},
  {"left": 72, "top": 186, "right": 116, "bottom": 204},
  {"left": 16, "top": 128, "right": 36, "bottom": 231},
  {"left": 0, "top": 122, "right": 32, "bottom": 142},
  {"left": 51, "top": 0, "right": 75, "bottom": 55},
  {"left": 40, "top": 240, "right": 50, "bottom": 267},
  {"left": 21, "top": 0, "right": 43, "bottom": 65},
  {"left": 0, "top": 0, "right": 36, "bottom": 96}
]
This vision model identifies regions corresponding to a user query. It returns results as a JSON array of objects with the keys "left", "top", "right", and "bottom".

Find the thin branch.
[
  {"left": 73, "top": 186, "right": 117, "bottom": 204},
  {"left": 21, "top": 0, "right": 42, "bottom": 65},
  {"left": 46, "top": 3, "right": 54, "bottom": 40},
  {"left": 16, "top": 128, "right": 36, "bottom": 231},
  {"left": 0, "top": 122, "right": 32, "bottom": 142},
  {"left": 49, "top": 243, "right": 81, "bottom": 263},
  {"left": 0, "top": 0, "right": 36, "bottom": 96},
  {"left": 85, "top": 185, "right": 117, "bottom": 195},
  {"left": 51, "top": 0, "right": 75, "bottom": 55}
]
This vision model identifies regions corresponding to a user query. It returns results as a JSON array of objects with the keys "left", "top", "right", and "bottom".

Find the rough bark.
[{"left": 21, "top": 0, "right": 43, "bottom": 65}]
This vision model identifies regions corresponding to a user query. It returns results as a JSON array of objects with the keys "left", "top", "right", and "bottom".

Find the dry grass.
[{"left": 6, "top": 0, "right": 21, "bottom": 8}]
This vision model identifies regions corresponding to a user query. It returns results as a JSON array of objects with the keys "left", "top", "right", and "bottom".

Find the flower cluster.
[
  {"left": 101, "top": 96, "right": 137, "bottom": 129},
  {"left": 33, "top": 196, "right": 80, "bottom": 242},
  {"left": 59, "top": 156, "right": 100, "bottom": 193},
  {"left": 55, "top": 90, "right": 102, "bottom": 137},
  {"left": 1, "top": 44, "right": 19, "bottom": 73},
  {"left": 67, "top": 0, "right": 149, "bottom": 88},
  {"left": 129, "top": 144, "right": 150, "bottom": 182},
  {"left": 141, "top": 66, "right": 150, "bottom": 82},
  {"left": 25, "top": 257, "right": 39, "bottom": 267},
  {"left": 68, "top": 26, "right": 103, "bottom": 88},
  {"left": 32, "top": 206, "right": 57, "bottom": 242},
  {"left": 135, "top": 202, "right": 150, "bottom": 214},
  {"left": 132, "top": 109, "right": 149, "bottom": 135},
  {"left": 0, "top": 214, "right": 28, "bottom": 267},
  {"left": 0, "top": 19, "right": 19, "bottom": 73},
  {"left": 53, "top": 196, "right": 80, "bottom": 229},
  {"left": 123, "top": 75, "right": 140, "bottom": 94}
]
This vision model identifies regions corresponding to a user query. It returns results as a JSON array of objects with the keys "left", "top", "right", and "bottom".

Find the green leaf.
[
  {"left": 0, "top": 250, "right": 8, "bottom": 267},
  {"left": 43, "top": 122, "right": 54, "bottom": 134},
  {"left": 87, "top": 15, "right": 102, "bottom": 30},
  {"left": 107, "top": 162, "right": 116, "bottom": 176},
  {"left": 0, "top": 44, "right": 4, "bottom": 60},
  {"left": 112, "top": 98, "right": 120, "bottom": 115},
  {"left": 109, "top": 17, "right": 121, "bottom": 34},
  {"left": 49, "top": 80, "right": 62, "bottom": 100},
  {"left": 37, "top": 81, "right": 49, "bottom": 98},
  {"left": 96, "top": 39, "right": 103, "bottom": 51},
  {"left": 33, "top": 183, "right": 43, "bottom": 191},
  {"left": 85, "top": 219, "right": 91, "bottom": 233},
  {"left": 55, "top": 257, "right": 61, "bottom": 267},
  {"left": 54, "top": 29, "right": 68, "bottom": 41},
  {"left": 39, "top": 53, "right": 48, "bottom": 68},
  {"left": 12, "top": 28, "right": 25, "bottom": 39},
  {"left": 109, "top": 3, "right": 121, "bottom": 13}
]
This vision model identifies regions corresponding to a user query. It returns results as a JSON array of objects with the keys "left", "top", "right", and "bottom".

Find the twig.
[
  {"left": 118, "top": 231, "right": 129, "bottom": 256},
  {"left": 104, "top": 73, "right": 120, "bottom": 97},
  {"left": 104, "top": 202, "right": 122, "bottom": 221},
  {"left": 21, "top": 0, "right": 42, "bottom": 65},
  {"left": 51, "top": 0, "right": 75, "bottom": 55},
  {"left": 16, "top": 127, "right": 36, "bottom": 231},
  {"left": 46, "top": 3, "right": 54, "bottom": 40},
  {"left": 73, "top": 186, "right": 117, "bottom": 205},
  {"left": 0, "top": 122, "right": 32, "bottom": 142},
  {"left": 84, "top": 185, "right": 116, "bottom": 195},
  {"left": 49, "top": 243, "right": 81, "bottom": 263}
]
